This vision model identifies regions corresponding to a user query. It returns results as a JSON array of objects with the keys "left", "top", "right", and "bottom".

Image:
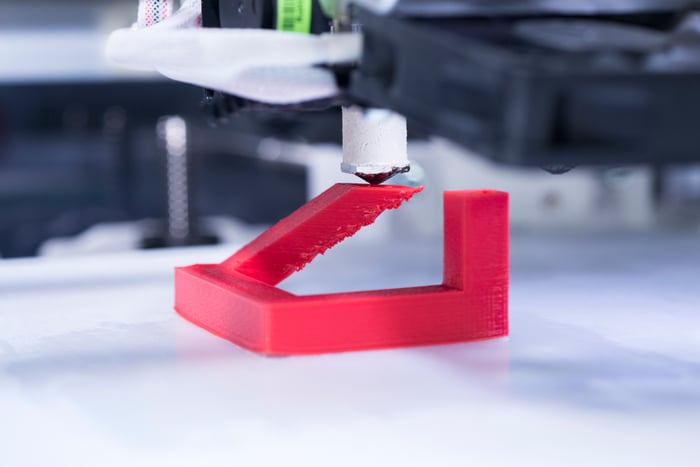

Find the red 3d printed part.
[{"left": 175, "top": 184, "right": 508, "bottom": 355}]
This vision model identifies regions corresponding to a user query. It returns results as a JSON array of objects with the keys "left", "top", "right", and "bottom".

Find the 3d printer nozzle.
[{"left": 341, "top": 106, "right": 410, "bottom": 185}]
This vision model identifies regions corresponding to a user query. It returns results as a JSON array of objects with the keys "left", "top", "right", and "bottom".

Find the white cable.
[
  {"left": 147, "top": 0, "right": 202, "bottom": 30},
  {"left": 137, "top": 0, "right": 174, "bottom": 28}
]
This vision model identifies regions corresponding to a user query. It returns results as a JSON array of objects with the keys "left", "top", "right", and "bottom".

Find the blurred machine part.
[
  {"left": 109, "top": 0, "right": 700, "bottom": 169},
  {"left": 347, "top": 4, "right": 700, "bottom": 169},
  {"left": 6, "top": 0, "right": 700, "bottom": 258},
  {"left": 104, "top": 0, "right": 700, "bottom": 230}
]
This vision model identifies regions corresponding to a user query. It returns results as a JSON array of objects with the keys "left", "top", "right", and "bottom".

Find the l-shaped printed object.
[{"left": 175, "top": 184, "right": 508, "bottom": 355}]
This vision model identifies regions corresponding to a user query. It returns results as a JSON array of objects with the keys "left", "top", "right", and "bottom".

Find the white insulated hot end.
[{"left": 341, "top": 106, "right": 410, "bottom": 184}]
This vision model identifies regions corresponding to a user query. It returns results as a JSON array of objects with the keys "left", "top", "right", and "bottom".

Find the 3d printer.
[{"left": 110, "top": 0, "right": 700, "bottom": 176}]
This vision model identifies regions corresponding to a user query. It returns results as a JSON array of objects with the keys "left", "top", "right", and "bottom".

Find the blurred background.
[{"left": 3, "top": 0, "right": 700, "bottom": 259}]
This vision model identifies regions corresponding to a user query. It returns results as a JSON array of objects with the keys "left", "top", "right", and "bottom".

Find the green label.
[{"left": 277, "top": 0, "right": 312, "bottom": 33}]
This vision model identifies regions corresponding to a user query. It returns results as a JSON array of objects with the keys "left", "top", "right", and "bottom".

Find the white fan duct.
[{"left": 106, "top": 0, "right": 362, "bottom": 104}]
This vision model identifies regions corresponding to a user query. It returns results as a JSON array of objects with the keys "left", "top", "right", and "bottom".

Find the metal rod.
[{"left": 158, "top": 115, "right": 191, "bottom": 244}]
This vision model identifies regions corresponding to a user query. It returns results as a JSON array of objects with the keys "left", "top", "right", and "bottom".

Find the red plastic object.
[{"left": 175, "top": 184, "right": 508, "bottom": 355}]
